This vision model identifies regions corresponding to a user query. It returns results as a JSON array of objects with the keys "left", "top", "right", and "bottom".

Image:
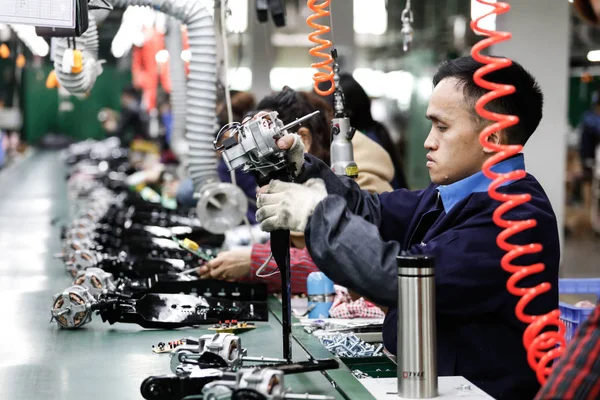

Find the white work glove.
[
  {"left": 256, "top": 178, "right": 327, "bottom": 232},
  {"left": 279, "top": 133, "right": 305, "bottom": 177}
]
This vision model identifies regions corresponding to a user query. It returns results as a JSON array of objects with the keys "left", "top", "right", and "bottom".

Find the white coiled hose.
[
  {"left": 110, "top": 0, "right": 247, "bottom": 234},
  {"left": 52, "top": 15, "right": 103, "bottom": 97}
]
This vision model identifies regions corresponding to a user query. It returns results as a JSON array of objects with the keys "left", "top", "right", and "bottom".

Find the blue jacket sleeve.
[
  {"left": 296, "top": 154, "right": 382, "bottom": 220},
  {"left": 176, "top": 178, "right": 197, "bottom": 207},
  {"left": 304, "top": 193, "right": 420, "bottom": 308},
  {"left": 306, "top": 190, "right": 559, "bottom": 317},
  {"left": 297, "top": 154, "right": 421, "bottom": 228},
  {"left": 301, "top": 154, "right": 428, "bottom": 307},
  {"left": 218, "top": 159, "right": 258, "bottom": 224}
]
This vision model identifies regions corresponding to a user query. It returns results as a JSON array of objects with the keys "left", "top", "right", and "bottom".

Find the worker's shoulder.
[
  {"left": 472, "top": 174, "right": 557, "bottom": 221},
  {"left": 352, "top": 131, "right": 395, "bottom": 191},
  {"left": 352, "top": 131, "right": 393, "bottom": 167},
  {"left": 506, "top": 174, "right": 553, "bottom": 207}
]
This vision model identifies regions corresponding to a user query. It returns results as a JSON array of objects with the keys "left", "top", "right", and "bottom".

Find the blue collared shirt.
[{"left": 437, "top": 154, "right": 526, "bottom": 212}]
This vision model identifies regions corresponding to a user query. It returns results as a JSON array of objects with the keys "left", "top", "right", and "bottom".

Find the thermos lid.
[
  {"left": 307, "top": 271, "right": 335, "bottom": 295},
  {"left": 397, "top": 253, "right": 435, "bottom": 277}
]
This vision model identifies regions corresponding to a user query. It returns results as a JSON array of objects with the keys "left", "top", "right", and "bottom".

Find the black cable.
[
  {"left": 236, "top": 31, "right": 243, "bottom": 70},
  {"left": 271, "top": 229, "right": 292, "bottom": 362},
  {"left": 254, "top": 168, "right": 293, "bottom": 363}
]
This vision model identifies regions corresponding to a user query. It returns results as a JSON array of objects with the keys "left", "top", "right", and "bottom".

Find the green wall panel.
[
  {"left": 56, "top": 66, "right": 131, "bottom": 141},
  {"left": 404, "top": 49, "right": 437, "bottom": 190},
  {"left": 23, "top": 64, "right": 131, "bottom": 143},
  {"left": 23, "top": 65, "right": 59, "bottom": 143},
  {"left": 568, "top": 76, "right": 600, "bottom": 128}
]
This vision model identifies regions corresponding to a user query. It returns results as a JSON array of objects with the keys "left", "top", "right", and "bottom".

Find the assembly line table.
[{"left": 0, "top": 150, "right": 375, "bottom": 400}]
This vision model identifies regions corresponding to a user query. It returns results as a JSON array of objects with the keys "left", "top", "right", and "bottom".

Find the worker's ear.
[
  {"left": 297, "top": 127, "right": 312, "bottom": 153},
  {"left": 483, "top": 129, "right": 503, "bottom": 154}
]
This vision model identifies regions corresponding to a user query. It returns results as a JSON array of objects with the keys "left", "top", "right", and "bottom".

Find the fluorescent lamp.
[
  {"left": 417, "top": 77, "right": 433, "bottom": 101},
  {"left": 352, "top": 68, "right": 385, "bottom": 98},
  {"left": 229, "top": 67, "right": 252, "bottom": 91},
  {"left": 10, "top": 24, "right": 48, "bottom": 57},
  {"left": 155, "top": 49, "right": 169, "bottom": 64},
  {"left": 180, "top": 49, "right": 191, "bottom": 62},
  {"left": 227, "top": 0, "right": 248, "bottom": 33},
  {"left": 385, "top": 71, "right": 414, "bottom": 110},
  {"left": 353, "top": 0, "right": 387, "bottom": 35},
  {"left": 270, "top": 68, "right": 315, "bottom": 91},
  {"left": 588, "top": 50, "right": 600, "bottom": 62}
]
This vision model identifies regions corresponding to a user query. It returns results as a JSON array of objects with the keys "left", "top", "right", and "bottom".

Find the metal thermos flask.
[{"left": 397, "top": 254, "right": 438, "bottom": 399}]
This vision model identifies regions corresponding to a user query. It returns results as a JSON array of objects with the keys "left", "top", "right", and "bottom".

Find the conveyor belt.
[{"left": 0, "top": 150, "right": 375, "bottom": 400}]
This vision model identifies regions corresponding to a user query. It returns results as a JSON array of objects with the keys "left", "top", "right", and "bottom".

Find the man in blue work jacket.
[{"left": 255, "top": 56, "right": 559, "bottom": 400}]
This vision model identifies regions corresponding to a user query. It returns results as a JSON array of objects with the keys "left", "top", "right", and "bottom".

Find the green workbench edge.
[{"left": 267, "top": 297, "right": 377, "bottom": 400}]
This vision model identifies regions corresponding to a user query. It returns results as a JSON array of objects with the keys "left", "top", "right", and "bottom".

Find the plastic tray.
[{"left": 558, "top": 278, "right": 600, "bottom": 341}]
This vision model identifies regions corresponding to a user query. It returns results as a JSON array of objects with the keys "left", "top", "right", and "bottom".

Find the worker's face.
[
  {"left": 424, "top": 77, "right": 489, "bottom": 185},
  {"left": 590, "top": 0, "right": 600, "bottom": 20}
]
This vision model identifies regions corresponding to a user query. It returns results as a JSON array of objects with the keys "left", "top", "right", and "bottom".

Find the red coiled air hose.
[
  {"left": 470, "top": 0, "right": 566, "bottom": 385},
  {"left": 307, "top": 0, "right": 335, "bottom": 96}
]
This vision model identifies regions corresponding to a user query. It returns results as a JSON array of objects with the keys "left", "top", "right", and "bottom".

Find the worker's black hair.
[
  {"left": 122, "top": 85, "right": 142, "bottom": 102},
  {"left": 256, "top": 86, "right": 331, "bottom": 165},
  {"left": 574, "top": 0, "right": 599, "bottom": 25},
  {"left": 158, "top": 92, "right": 170, "bottom": 107},
  {"left": 217, "top": 91, "right": 256, "bottom": 126},
  {"left": 432, "top": 56, "right": 543, "bottom": 146}
]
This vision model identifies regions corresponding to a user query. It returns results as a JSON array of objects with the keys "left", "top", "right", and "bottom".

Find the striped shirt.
[
  {"left": 536, "top": 304, "right": 600, "bottom": 400},
  {"left": 237, "top": 242, "right": 319, "bottom": 294}
]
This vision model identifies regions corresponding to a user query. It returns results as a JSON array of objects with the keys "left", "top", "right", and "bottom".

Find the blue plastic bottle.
[{"left": 307, "top": 272, "right": 335, "bottom": 319}]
